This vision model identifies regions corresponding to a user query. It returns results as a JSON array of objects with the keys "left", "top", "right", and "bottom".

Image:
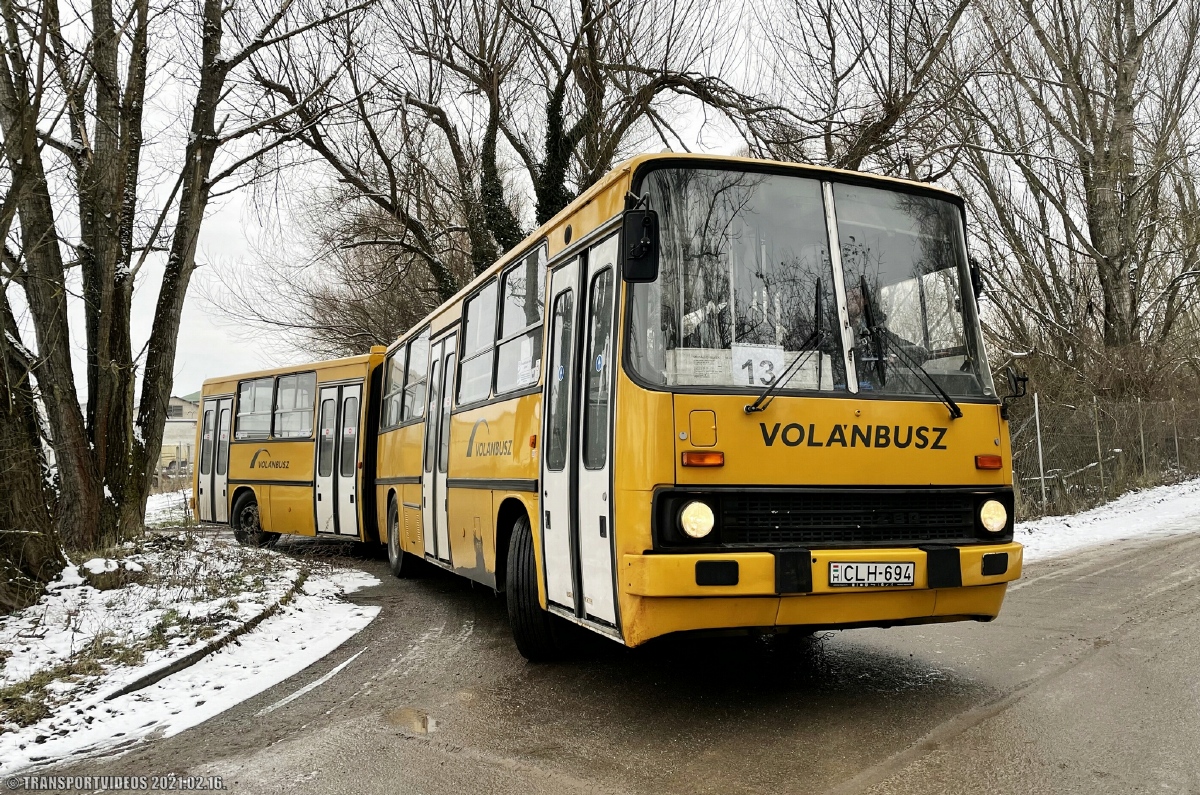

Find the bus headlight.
[
  {"left": 680, "top": 501, "right": 715, "bottom": 539},
  {"left": 980, "top": 499, "right": 1008, "bottom": 533}
]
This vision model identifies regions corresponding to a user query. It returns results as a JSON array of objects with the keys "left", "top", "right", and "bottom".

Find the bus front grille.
[{"left": 718, "top": 491, "right": 978, "bottom": 547}]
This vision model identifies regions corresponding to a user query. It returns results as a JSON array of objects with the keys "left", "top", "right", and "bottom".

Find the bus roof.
[
  {"left": 199, "top": 348, "right": 385, "bottom": 393},
  {"left": 386, "top": 153, "right": 961, "bottom": 353}
]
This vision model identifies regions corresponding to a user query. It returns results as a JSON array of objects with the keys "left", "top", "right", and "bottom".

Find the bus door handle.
[
  {"left": 599, "top": 517, "right": 607, "bottom": 538},
  {"left": 317, "top": 493, "right": 322, "bottom": 501}
]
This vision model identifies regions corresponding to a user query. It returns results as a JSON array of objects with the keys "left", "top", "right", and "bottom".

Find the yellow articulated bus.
[
  {"left": 194, "top": 351, "right": 386, "bottom": 545},
  {"left": 196, "top": 153, "right": 1025, "bottom": 660}
]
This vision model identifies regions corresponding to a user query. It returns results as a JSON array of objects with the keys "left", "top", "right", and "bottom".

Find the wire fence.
[{"left": 1010, "top": 394, "right": 1200, "bottom": 519}]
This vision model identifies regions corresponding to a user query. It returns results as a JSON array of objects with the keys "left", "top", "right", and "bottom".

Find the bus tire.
[
  {"left": 506, "top": 514, "right": 560, "bottom": 662},
  {"left": 231, "top": 492, "right": 279, "bottom": 548},
  {"left": 386, "top": 498, "right": 414, "bottom": 578}
]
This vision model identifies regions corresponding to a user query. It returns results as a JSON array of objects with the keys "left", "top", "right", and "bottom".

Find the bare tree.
[
  {"left": 955, "top": 0, "right": 1200, "bottom": 392},
  {"left": 214, "top": 183, "right": 465, "bottom": 357},
  {"left": 0, "top": 0, "right": 366, "bottom": 586},
  {"left": 754, "top": 0, "right": 973, "bottom": 176},
  {"left": 237, "top": 0, "right": 764, "bottom": 317}
]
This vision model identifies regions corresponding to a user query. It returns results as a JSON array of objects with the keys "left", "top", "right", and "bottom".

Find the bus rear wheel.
[
  {"left": 386, "top": 498, "right": 416, "bottom": 578},
  {"left": 232, "top": 492, "right": 279, "bottom": 548},
  {"left": 506, "top": 514, "right": 562, "bottom": 662}
]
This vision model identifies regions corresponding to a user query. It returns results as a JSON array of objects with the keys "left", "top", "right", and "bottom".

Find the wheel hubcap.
[{"left": 240, "top": 505, "right": 259, "bottom": 534}]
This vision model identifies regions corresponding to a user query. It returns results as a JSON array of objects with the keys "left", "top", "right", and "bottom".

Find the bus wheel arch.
[
  {"left": 231, "top": 488, "right": 279, "bottom": 548},
  {"left": 494, "top": 497, "right": 531, "bottom": 594},
  {"left": 386, "top": 491, "right": 416, "bottom": 578}
]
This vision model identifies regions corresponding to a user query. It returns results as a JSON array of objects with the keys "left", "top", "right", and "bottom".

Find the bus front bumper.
[{"left": 619, "top": 542, "right": 1022, "bottom": 645}]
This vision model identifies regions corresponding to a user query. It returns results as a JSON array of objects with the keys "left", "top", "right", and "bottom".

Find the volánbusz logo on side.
[
  {"left": 759, "top": 422, "right": 948, "bottom": 450},
  {"left": 250, "top": 449, "right": 291, "bottom": 469}
]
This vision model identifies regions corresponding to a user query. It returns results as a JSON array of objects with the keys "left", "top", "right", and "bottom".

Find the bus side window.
[
  {"left": 215, "top": 408, "right": 231, "bottom": 475},
  {"left": 496, "top": 247, "right": 546, "bottom": 395},
  {"left": 199, "top": 409, "right": 214, "bottom": 475},
  {"left": 458, "top": 281, "right": 498, "bottom": 404},
  {"left": 583, "top": 269, "right": 613, "bottom": 469},
  {"left": 318, "top": 398, "right": 336, "bottom": 477},
  {"left": 381, "top": 353, "right": 406, "bottom": 429},
  {"left": 404, "top": 328, "right": 430, "bottom": 421},
  {"left": 340, "top": 397, "right": 359, "bottom": 477},
  {"left": 547, "top": 290, "right": 574, "bottom": 471}
]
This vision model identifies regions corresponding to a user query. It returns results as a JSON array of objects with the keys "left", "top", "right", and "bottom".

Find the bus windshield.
[{"left": 626, "top": 168, "right": 995, "bottom": 400}]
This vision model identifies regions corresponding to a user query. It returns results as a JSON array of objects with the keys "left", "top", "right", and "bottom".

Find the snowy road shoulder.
[
  {"left": 0, "top": 535, "right": 379, "bottom": 775},
  {"left": 1017, "top": 477, "right": 1200, "bottom": 561}
]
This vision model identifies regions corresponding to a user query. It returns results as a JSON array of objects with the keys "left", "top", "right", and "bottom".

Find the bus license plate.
[{"left": 829, "top": 562, "right": 915, "bottom": 587}]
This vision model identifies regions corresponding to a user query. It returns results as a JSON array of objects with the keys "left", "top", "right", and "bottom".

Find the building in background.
[{"left": 157, "top": 392, "right": 201, "bottom": 491}]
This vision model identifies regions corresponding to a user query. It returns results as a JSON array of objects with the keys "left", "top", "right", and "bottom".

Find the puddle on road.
[{"left": 386, "top": 706, "right": 439, "bottom": 734}]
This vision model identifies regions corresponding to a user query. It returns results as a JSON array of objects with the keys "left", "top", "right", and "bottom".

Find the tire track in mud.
[{"left": 821, "top": 531, "right": 1200, "bottom": 795}]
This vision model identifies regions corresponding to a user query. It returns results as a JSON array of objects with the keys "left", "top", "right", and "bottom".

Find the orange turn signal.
[
  {"left": 682, "top": 451, "right": 725, "bottom": 467},
  {"left": 975, "top": 454, "right": 1003, "bottom": 470},
  {"left": 529, "top": 434, "right": 538, "bottom": 449}
]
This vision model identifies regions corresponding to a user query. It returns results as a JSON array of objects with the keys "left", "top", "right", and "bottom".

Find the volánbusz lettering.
[{"left": 758, "top": 422, "right": 948, "bottom": 450}]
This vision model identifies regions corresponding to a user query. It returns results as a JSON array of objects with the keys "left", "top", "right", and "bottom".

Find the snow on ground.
[
  {"left": 1017, "top": 477, "right": 1200, "bottom": 561},
  {"left": 0, "top": 534, "right": 379, "bottom": 774},
  {"left": 144, "top": 489, "right": 193, "bottom": 526}
]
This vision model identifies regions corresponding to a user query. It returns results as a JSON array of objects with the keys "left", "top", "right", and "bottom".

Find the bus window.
[
  {"left": 235, "top": 377, "right": 273, "bottom": 439},
  {"left": 547, "top": 291, "right": 574, "bottom": 471},
  {"left": 340, "top": 396, "right": 359, "bottom": 477},
  {"left": 381, "top": 353, "right": 406, "bottom": 429},
  {"left": 458, "top": 281, "right": 498, "bottom": 404},
  {"left": 496, "top": 248, "right": 546, "bottom": 395},
  {"left": 199, "top": 409, "right": 214, "bottom": 475},
  {"left": 438, "top": 355, "right": 454, "bottom": 473},
  {"left": 318, "top": 398, "right": 336, "bottom": 477},
  {"left": 583, "top": 268, "right": 613, "bottom": 469},
  {"left": 274, "top": 372, "right": 315, "bottom": 438},
  {"left": 215, "top": 408, "right": 231, "bottom": 475},
  {"left": 424, "top": 357, "right": 441, "bottom": 473},
  {"left": 404, "top": 328, "right": 430, "bottom": 421}
]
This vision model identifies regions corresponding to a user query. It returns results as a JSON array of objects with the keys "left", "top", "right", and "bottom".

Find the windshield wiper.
[
  {"left": 745, "top": 282, "right": 823, "bottom": 413},
  {"left": 876, "top": 328, "right": 964, "bottom": 420},
  {"left": 858, "top": 276, "right": 961, "bottom": 420}
]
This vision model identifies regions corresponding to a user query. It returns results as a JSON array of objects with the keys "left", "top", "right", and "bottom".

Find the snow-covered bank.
[
  {"left": 0, "top": 534, "right": 379, "bottom": 774},
  {"left": 144, "top": 489, "right": 193, "bottom": 526},
  {"left": 1017, "top": 477, "right": 1200, "bottom": 561}
]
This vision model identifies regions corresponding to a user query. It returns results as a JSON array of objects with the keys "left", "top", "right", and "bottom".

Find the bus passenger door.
[
  {"left": 422, "top": 335, "right": 456, "bottom": 563},
  {"left": 575, "top": 236, "right": 619, "bottom": 625},
  {"left": 198, "top": 404, "right": 215, "bottom": 522},
  {"left": 213, "top": 399, "right": 232, "bottom": 523},
  {"left": 541, "top": 261, "right": 580, "bottom": 613},
  {"left": 316, "top": 387, "right": 339, "bottom": 533},
  {"left": 336, "top": 385, "right": 362, "bottom": 536},
  {"left": 540, "top": 233, "right": 620, "bottom": 627},
  {"left": 198, "top": 397, "right": 231, "bottom": 523}
]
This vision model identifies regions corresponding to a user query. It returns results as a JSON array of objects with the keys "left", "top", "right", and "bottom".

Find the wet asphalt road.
[{"left": 52, "top": 529, "right": 1200, "bottom": 794}]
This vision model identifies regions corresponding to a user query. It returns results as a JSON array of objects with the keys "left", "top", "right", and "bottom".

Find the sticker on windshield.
[{"left": 732, "top": 343, "right": 786, "bottom": 387}]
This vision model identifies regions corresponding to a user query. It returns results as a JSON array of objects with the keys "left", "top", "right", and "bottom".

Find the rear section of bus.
[
  {"left": 534, "top": 154, "right": 1022, "bottom": 648},
  {"left": 193, "top": 349, "right": 386, "bottom": 544}
]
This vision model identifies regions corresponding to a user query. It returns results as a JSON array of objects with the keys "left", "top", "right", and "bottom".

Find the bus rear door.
[
  {"left": 315, "top": 383, "right": 363, "bottom": 536},
  {"left": 422, "top": 334, "right": 456, "bottom": 563},
  {"left": 198, "top": 397, "right": 232, "bottom": 523}
]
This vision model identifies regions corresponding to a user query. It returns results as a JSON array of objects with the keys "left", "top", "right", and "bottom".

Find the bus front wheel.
[
  {"left": 506, "top": 514, "right": 561, "bottom": 662},
  {"left": 386, "top": 498, "right": 416, "bottom": 578},
  {"left": 232, "top": 492, "right": 279, "bottom": 548}
]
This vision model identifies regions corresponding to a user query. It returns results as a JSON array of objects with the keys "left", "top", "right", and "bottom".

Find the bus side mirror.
[
  {"left": 622, "top": 209, "right": 659, "bottom": 283},
  {"left": 1001, "top": 365, "right": 1028, "bottom": 420},
  {"left": 969, "top": 256, "right": 984, "bottom": 299}
]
